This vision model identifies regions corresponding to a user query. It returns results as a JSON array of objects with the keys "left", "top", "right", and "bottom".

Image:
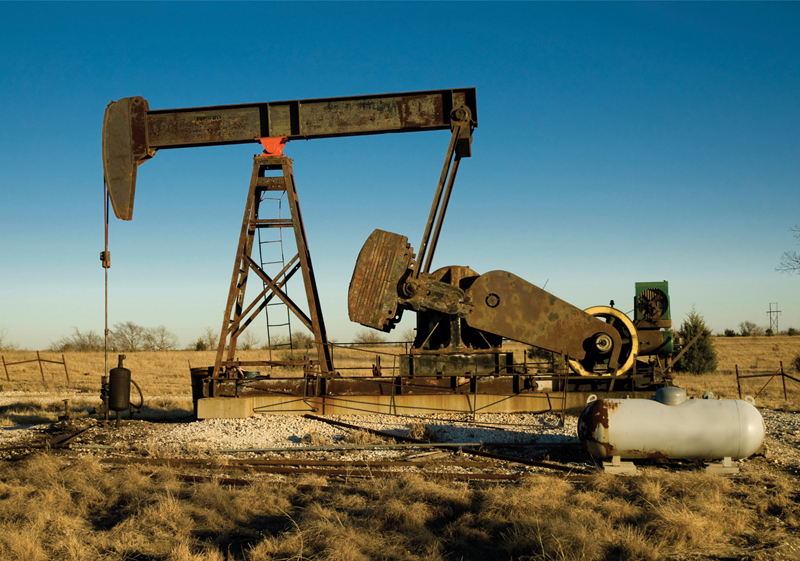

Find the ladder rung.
[
  {"left": 253, "top": 219, "right": 293, "bottom": 228},
  {"left": 256, "top": 177, "right": 286, "bottom": 190}
]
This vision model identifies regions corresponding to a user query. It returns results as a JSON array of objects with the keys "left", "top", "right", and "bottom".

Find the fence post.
[
  {"left": 62, "top": 354, "right": 70, "bottom": 385},
  {"left": 36, "top": 351, "right": 45, "bottom": 383},
  {"left": 735, "top": 365, "right": 742, "bottom": 399},
  {"left": 781, "top": 361, "right": 787, "bottom": 400}
]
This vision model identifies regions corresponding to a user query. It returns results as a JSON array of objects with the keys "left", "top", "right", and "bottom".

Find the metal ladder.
[{"left": 256, "top": 185, "right": 294, "bottom": 360}]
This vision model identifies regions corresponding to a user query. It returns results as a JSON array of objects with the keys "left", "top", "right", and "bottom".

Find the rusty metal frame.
[
  {"left": 213, "top": 156, "right": 333, "bottom": 379},
  {"left": 735, "top": 362, "right": 800, "bottom": 400}
]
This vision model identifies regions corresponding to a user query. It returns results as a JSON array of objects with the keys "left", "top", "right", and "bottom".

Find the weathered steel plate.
[
  {"left": 466, "top": 271, "right": 619, "bottom": 360},
  {"left": 348, "top": 229, "right": 413, "bottom": 331}
]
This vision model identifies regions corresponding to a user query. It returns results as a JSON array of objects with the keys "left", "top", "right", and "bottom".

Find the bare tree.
[
  {"left": 142, "top": 325, "right": 179, "bottom": 351},
  {"left": 262, "top": 333, "right": 287, "bottom": 350},
  {"left": 0, "top": 327, "right": 19, "bottom": 351},
  {"left": 203, "top": 327, "right": 219, "bottom": 351},
  {"left": 238, "top": 331, "right": 261, "bottom": 351},
  {"left": 778, "top": 226, "right": 800, "bottom": 274},
  {"left": 353, "top": 329, "right": 386, "bottom": 346},
  {"left": 108, "top": 321, "right": 147, "bottom": 352},
  {"left": 49, "top": 328, "right": 103, "bottom": 352},
  {"left": 400, "top": 328, "right": 416, "bottom": 344},
  {"left": 738, "top": 321, "right": 765, "bottom": 337}
]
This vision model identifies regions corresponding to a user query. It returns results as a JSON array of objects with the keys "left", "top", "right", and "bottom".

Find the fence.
[
  {"left": 1, "top": 351, "right": 70, "bottom": 385},
  {"left": 735, "top": 362, "right": 799, "bottom": 400}
]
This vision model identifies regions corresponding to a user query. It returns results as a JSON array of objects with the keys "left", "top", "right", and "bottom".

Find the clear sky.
[{"left": 1, "top": 1, "right": 798, "bottom": 350}]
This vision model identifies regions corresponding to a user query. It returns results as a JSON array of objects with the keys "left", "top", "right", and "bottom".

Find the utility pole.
[{"left": 766, "top": 302, "right": 781, "bottom": 334}]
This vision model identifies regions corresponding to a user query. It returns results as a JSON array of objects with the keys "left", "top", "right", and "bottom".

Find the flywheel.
[{"left": 568, "top": 306, "right": 638, "bottom": 376}]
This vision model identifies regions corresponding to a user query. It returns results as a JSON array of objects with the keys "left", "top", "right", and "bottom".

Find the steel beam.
[{"left": 103, "top": 88, "right": 477, "bottom": 220}]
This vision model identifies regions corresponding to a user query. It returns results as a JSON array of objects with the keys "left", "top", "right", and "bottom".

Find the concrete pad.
[
  {"left": 197, "top": 397, "right": 253, "bottom": 419},
  {"left": 603, "top": 456, "right": 638, "bottom": 475},
  {"left": 706, "top": 457, "right": 739, "bottom": 475}
]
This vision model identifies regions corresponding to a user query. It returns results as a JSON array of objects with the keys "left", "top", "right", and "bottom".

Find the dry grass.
[
  {"left": 0, "top": 395, "right": 195, "bottom": 426},
  {"left": 0, "top": 454, "right": 797, "bottom": 560},
  {"left": 713, "top": 335, "right": 799, "bottom": 373},
  {"left": 674, "top": 336, "right": 800, "bottom": 410},
  {"left": 1, "top": 338, "right": 799, "bottom": 559},
  {"left": 0, "top": 346, "right": 410, "bottom": 396},
  {"left": 1, "top": 337, "right": 798, "bottom": 418}
]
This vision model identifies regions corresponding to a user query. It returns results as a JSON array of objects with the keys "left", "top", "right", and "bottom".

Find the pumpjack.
[{"left": 102, "top": 88, "right": 674, "bottom": 417}]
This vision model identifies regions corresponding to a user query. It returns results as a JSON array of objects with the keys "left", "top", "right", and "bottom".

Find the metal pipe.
[{"left": 424, "top": 155, "right": 461, "bottom": 274}]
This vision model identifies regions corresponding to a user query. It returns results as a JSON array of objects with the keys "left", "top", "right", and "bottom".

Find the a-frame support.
[{"left": 213, "top": 156, "right": 334, "bottom": 377}]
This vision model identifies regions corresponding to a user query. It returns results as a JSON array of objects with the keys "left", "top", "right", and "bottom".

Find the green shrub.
[
  {"left": 674, "top": 308, "right": 718, "bottom": 374},
  {"left": 723, "top": 329, "right": 736, "bottom": 337}
]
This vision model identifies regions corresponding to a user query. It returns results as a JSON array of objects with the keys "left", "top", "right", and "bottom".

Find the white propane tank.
[{"left": 578, "top": 387, "right": 765, "bottom": 461}]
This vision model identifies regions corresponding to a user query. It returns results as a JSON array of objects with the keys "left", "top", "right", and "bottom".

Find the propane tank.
[
  {"left": 578, "top": 387, "right": 765, "bottom": 461},
  {"left": 108, "top": 354, "right": 131, "bottom": 425}
]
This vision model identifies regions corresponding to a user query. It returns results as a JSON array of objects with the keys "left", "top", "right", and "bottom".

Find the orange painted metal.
[{"left": 259, "top": 136, "right": 287, "bottom": 156}]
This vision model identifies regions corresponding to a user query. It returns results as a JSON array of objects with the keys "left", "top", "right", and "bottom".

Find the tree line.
[
  {"left": 722, "top": 322, "right": 799, "bottom": 338},
  {"left": 44, "top": 322, "right": 325, "bottom": 353},
  {"left": 48, "top": 323, "right": 182, "bottom": 352}
]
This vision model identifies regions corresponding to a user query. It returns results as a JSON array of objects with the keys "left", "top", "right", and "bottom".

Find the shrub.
[
  {"left": 739, "top": 321, "right": 764, "bottom": 337},
  {"left": 142, "top": 325, "right": 179, "bottom": 351},
  {"left": 787, "top": 327, "right": 799, "bottom": 336},
  {"left": 792, "top": 354, "right": 800, "bottom": 374},
  {"left": 190, "top": 337, "right": 208, "bottom": 351},
  {"left": 674, "top": 308, "right": 718, "bottom": 375},
  {"left": 291, "top": 330, "right": 314, "bottom": 350},
  {"left": 723, "top": 329, "right": 737, "bottom": 337},
  {"left": 49, "top": 327, "right": 103, "bottom": 352},
  {"left": 353, "top": 329, "right": 386, "bottom": 346}
]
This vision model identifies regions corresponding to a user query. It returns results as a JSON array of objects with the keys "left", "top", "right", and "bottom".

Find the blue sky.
[{"left": 1, "top": 2, "right": 798, "bottom": 350}]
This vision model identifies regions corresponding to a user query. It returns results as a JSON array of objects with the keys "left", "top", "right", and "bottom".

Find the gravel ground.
[{"left": 1, "top": 392, "right": 798, "bottom": 477}]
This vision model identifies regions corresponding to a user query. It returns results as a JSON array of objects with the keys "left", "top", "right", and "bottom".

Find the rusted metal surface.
[
  {"left": 347, "top": 229, "right": 645, "bottom": 381},
  {"left": 102, "top": 96, "right": 152, "bottom": 220},
  {"left": 101, "top": 457, "right": 493, "bottom": 469},
  {"left": 213, "top": 156, "right": 333, "bottom": 378},
  {"left": 146, "top": 89, "right": 475, "bottom": 147},
  {"left": 466, "top": 272, "right": 621, "bottom": 367},
  {"left": 566, "top": 307, "right": 638, "bottom": 376},
  {"left": 348, "top": 229, "right": 413, "bottom": 331},
  {"left": 103, "top": 89, "right": 476, "bottom": 220},
  {"left": 414, "top": 106, "right": 474, "bottom": 277}
]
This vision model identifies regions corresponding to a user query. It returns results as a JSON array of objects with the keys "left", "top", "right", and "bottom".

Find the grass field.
[
  {"left": 0, "top": 454, "right": 797, "bottom": 561},
  {"left": 0, "top": 336, "right": 798, "bottom": 417},
  {"left": 0, "top": 337, "right": 799, "bottom": 560}
]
